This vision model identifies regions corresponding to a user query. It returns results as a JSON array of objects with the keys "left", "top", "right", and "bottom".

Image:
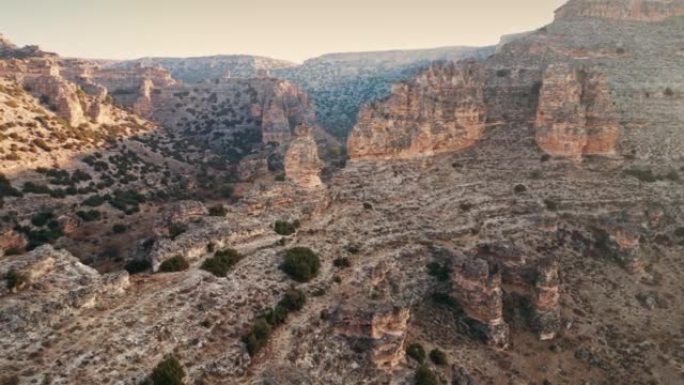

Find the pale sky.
[{"left": 1, "top": 0, "right": 568, "bottom": 62}]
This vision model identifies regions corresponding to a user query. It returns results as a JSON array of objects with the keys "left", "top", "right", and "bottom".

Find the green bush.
[
  {"left": 414, "top": 366, "right": 438, "bottom": 385},
  {"left": 76, "top": 210, "right": 101, "bottom": 222},
  {"left": 201, "top": 248, "right": 243, "bottom": 277},
  {"left": 83, "top": 195, "right": 106, "bottom": 207},
  {"left": 426, "top": 262, "right": 450, "bottom": 281},
  {"left": 544, "top": 199, "right": 559, "bottom": 211},
  {"left": 208, "top": 204, "right": 227, "bottom": 217},
  {"left": 274, "top": 220, "right": 296, "bottom": 236},
  {"left": 242, "top": 318, "right": 272, "bottom": 356},
  {"left": 333, "top": 257, "right": 351, "bottom": 268},
  {"left": 514, "top": 184, "right": 527, "bottom": 194},
  {"left": 150, "top": 355, "right": 185, "bottom": 385},
  {"left": 278, "top": 288, "right": 306, "bottom": 312},
  {"left": 280, "top": 247, "right": 320, "bottom": 282},
  {"left": 124, "top": 259, "right": 151, "bottom": 274},
  {"left": 5, "top": 269, "right": 26, "bottom": 290},
  {"left": 30, "top": 211, "right": 54, "bottom": 227},
  {"left": 158, "top": 255, "right": 189, "bottom": 273},
  {"left": 406, "top": 343, "right": 426, "bottom": 363},
  {"left": 429, "top": 348, "right": 447, "bottom": 365},
  {"left": 112, "top": 224, "right": 127, "bottom": 234}
]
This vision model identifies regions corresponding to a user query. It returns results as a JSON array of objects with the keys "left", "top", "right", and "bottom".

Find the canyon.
[{"left": 0, "top": 1, "right": 683, "bottom": 385}]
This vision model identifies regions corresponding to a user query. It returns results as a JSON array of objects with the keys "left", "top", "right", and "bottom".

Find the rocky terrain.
[{"left": 1, "top": 1, "right": 684, "bottom": 385}]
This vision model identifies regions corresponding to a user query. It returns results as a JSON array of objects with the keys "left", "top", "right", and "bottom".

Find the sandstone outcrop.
[
  {"left": 534, "top": 64, "right": 619, "bottom": 157},
  {"left": 347, "top": 60, "right": 487, "bottom": 160},
  {"left": 332, "top": 304, "right": 410, "bottom": 368},
  {"left": 555, "top": 0, "right": 684, "bottom": 22},
  {"left": 0, "top": 245, "right": 129, "bottom": 332},
  {"left": 450, "top": 255, "right": 510, "bottom": 349},
  {"left": 475, "top": 245, "right": 561, "bottom": 341},
  {"left": 284, "top": 125, "right": 323, "bottom": 188}
]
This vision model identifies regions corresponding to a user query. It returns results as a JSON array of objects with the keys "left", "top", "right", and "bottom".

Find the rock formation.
[
  {"left": 153, "top": 200, "right": 208, "bottom": 238},
  {"left": 0, "top": 245, "right": 129, "bottom": 332},
  {"left": 534, "top": 64, "right": 619, "bottom": 157},
  {"left": 332, "top": 304, "right": 410, "bottom": 368},
  {"left": 450, "top": 254, "right": 510, "bottom": 349},
  {"left": 347, "top": 60, "right": 487, "bottom": 160},
  {"left": 284, "top": 125, "right": 323, "bottom": 188},
  {"left": 555, "top": 0, "right": 684, "bottom": 22}
]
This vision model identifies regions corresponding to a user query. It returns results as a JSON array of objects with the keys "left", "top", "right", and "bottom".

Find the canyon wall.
[
  {"left": 347, "top": 60, "right": 487, "bottom": 160},
  {"left": 555, "top": 0, "right": 684, "bottom": 22}
]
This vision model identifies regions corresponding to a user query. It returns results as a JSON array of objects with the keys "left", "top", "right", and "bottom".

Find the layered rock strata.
[
  {"left": 534, "top": 64, "right": 619, "bottom": 157},
  {"left": 332, "top": 305, "right": 410, "bottom": 368},
  {"left": 284, "top": 125, "right": 324, "bottom": 188},
  {"left": 555, "top": 0, "right": 684, "bottom": 22},
  {"left": 347, "top": 60, "right": 487, "bottom": 160},
  {"left": 450, "top": 255, "right": 510, "bottom": 349}
]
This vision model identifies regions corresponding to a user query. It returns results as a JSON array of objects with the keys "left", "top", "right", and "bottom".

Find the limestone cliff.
[
  {"left": 347, "top": 60, "right": 487, "bottom": 160},
  {"left": 535, "top": 64, "right": 619, "bottom": 157},
  {"left": 284, "top": 125, "right": 323, "bottom": 188},
  {"left": 555, "top": 0, "right": 684, "bottom": 22}
]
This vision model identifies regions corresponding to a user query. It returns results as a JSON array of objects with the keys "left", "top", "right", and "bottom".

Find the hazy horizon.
[{"left": 1, "top": 0, "right": 567, "bottom": 63}]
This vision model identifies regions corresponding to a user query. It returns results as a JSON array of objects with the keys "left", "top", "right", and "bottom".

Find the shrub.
[
  {"left": 429, "top": 348, "right": 447, "bottom": 365},
  {"left": 426, "top": 262, "right": 450, "bottom": 281},
  {"left": 664, "top": 87, "right": 674, "bottom": 97},
  {"left": 158, "top": 255, "right": 189, "bottom": 273},
  {"left": 280, "top": 247, "right": 320, "bottom": 282},
  {"left": 544, "top": 199, "right": 559, "bottom": 211},
  {"left": 150, "top": 355, "right": 185, "bottom": 385},
  {"left": 414, "top": 366, "right": 438, "bottom": 385},
  {"left": 274, "top": 220, "right": 296, "bottom": 236},
  {"left": 242, "top": 318, "right": 272, "bottom": 356},
  {"left": 333, "top": 257, "right": 351, "bottom": 268},
  {"left": 112, "top": 224, "right": 127, "bottom": 234},
  {"left": 278, "top": 288, "right": 306, "bottom": 312},
  {"left": 30, "top": 211, "right": 54, "bottom": 227},
  {"left": 514, "top": 184, "right": 527, "bottom": 194},
  {"left": 674, "top": 227, "right": 684, "bottom": 238},
  {"left": 83, "top": 195, "right": 106, "bottom": 207},
  {"left": 218, "top": 183, "right": 234, "bottom": 198},
  {"left": 540, "top": 154, "right": 551, "bottom": 162},
  {"left": 5, "top": 269, "right": 27, "bottom": 290},
  {"left": 76, "top": 210, "right": 101, "bottom": 222},
  {"left": 406, "top": 343, "right": 426, "bottom": 363},
  {"left": 623, "top": 168, "right": 659, "bottom": 183},
  {"left": 124, "top": 259, "right": 151, "bottom": 274},
  {"left": 208, "top": 204, "right": 227, "bottom": 217},
  {"left": 201, "top": 248, "right": 243, "bottom": 277}
]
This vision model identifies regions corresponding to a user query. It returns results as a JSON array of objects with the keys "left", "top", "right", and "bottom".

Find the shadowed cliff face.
[{"left": 347, "top": 60, "right": 487, "bottom": 160}]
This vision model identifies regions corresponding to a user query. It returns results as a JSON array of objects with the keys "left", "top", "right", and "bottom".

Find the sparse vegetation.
[
  {"left": 280, "top": 247, "right": 320, "bottom": 282},
  {"left": 429, "top": 348, "right": 447, "bottom": 365},
  {"left": 414, "top": 366, "right": 438, "bottom": 385},
  {"left": 124, "top": 259, "right": 151, "bottom": 274},
  {"left": 514, "top": 184, "right": 527, "bottom": 194},
  {"left": 544, "top": 199, "right": 559, "bottom": 211},
  {"left": 208, "top": 204, "right": 227, "bottom": 217},
  {"left": 406, "top": 343, "right": 426, "bottom": 363},
  {"left": 333, "top": 257, "right": 351, "bottom": 268},
  {"left": 150, "top": 355, "right": 185, "bottom": 385},
  {"left": 112, "top": 224, "right": 127, "bottom": 234},
  {"left": 30, "top": 211, "right": 54, "bottom": 227},
  {"left": 5, "top": 269, "right": 27, "bottom": 290},
  {"left": 169, "top": 224, "right": 186, "bottom": 240},
  {"left": 274, "top": 220, "right": 297, "bottom": 236},
  {"left": 242, "top": 288, "right": 307, "bottom": 356},
  {"left": 76, "top": 209, "right": 101, "bottom": 222},
  {"left": 664, "top": 87, "right": 674, "bottom": 97},
  {"left": 83, "top": 195, "right": 106, "bottom": 207},
  {"left": 426, "top": 261, "right": 450, "bottom": 281},
  {"left": 201, "top": 248, "right": 243, "bottom": 277},
  {"left": 158, "top": 255, "right": 189, "bottom": 273}
]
